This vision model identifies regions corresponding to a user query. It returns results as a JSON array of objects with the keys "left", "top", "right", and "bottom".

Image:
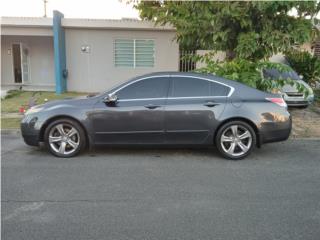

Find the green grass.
[
  {"left": 1, "top": 90, "right": 87, "bottom": 113},
  {"left": 1, "top": 118, "right": 21, "bottom": 129}
]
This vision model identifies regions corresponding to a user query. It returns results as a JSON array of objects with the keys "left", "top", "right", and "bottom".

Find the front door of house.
[{"left": 12, "top": 43, "right": 30, "bottom": 84}]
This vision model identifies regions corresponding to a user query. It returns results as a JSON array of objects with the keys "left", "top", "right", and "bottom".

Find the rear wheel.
[
  {"left": 215, "top": 121, "right": 256, "bottom": 160},
  {"left": 44, "top": 118, "right": 86, "bottom": 157}
]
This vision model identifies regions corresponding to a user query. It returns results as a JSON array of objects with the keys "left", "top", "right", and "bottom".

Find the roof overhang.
[
  {"left": 0, "top": 16, "right": 175, "bottom": 34},
  {"left": 61, "top": 18, "right": 175, "bottom": 31},
  {"left": 1, "top": 17, "right": 53, "bottom": 36}
]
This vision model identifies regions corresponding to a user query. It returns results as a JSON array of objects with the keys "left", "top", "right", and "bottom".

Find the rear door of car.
[{"left": 164, "top": 75, "right": 230, "bottom": 144}]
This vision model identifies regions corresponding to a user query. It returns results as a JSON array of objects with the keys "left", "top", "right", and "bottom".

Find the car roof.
[{"left": 129, "top": 71, "right": 245, "bottom": 88}]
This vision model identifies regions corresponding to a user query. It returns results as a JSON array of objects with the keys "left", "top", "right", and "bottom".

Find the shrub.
[{"left": 286, "top": 50, "right": 320, "bottom": 88}]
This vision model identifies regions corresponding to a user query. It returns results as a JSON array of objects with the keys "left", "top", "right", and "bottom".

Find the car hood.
[
  {"left": 281, "top": 80, "right": 313, "bottom": 93},
  {"left": 31, "top": 95, "right": 97, "bottom": 110}
]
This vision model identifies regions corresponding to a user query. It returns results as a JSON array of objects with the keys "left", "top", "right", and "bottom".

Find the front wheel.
[
  {"left": 215, "top": 121, "right": 256, "bottom": 160},
  {"left": 44, "top": 119, "right": 86, "bottom": 157}
]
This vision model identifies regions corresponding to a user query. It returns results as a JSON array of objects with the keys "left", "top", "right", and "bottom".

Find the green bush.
[{"left": 286, "top": 50, "right": 320, "bottom": 88}]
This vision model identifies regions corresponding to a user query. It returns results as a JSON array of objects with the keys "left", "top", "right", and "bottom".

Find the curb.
[
  {"left": 289, "top": 137, "right": 320, "bottom": 141},
  {"left": 1, "top": 129, "right": 21, "bottom": 135}
]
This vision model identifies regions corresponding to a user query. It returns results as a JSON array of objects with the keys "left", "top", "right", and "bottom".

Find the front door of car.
[
  {"left": 91, "top": 76, "right": 170, "bottom": 144},
  {"left": 164, "top": 76, "right": 230, "bottom": 144}
]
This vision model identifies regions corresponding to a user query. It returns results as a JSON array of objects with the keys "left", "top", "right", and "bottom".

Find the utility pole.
[{"left": 43, "top": 0, "right": 48, "bottom": 17}]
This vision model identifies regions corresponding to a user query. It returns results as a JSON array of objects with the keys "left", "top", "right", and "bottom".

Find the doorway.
[
  {"left": 12, "top": 44, "right": 22, "bottom": 83},
  {"left": 12, "top": 43, "right": 30, "bottom": 84}
]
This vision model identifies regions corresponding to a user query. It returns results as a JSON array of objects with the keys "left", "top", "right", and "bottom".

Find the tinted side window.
[
  {"left": 170, "top": 77, "right": 210, "bottom": 97},
  {"left": 210, "top": 82, "right": 230, "bottom": 96},
  {"left": 116, "top": 77, "right": 169, "bottom": 99}
]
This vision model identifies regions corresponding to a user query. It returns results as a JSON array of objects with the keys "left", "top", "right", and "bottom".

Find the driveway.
[{"left": 2, "top": 135, "right": 320, "bottom": 240}]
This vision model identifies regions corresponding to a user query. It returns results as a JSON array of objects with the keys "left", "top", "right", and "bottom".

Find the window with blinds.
[{"left": 114, "top": 39, "right": 155, "bottom": 67}]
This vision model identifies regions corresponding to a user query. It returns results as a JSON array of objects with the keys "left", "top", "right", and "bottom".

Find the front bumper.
[
  {"left": 286, "top": 100, "right": 309, "bottom": 107},
  {"left": 21, "top": 114, "right": 43, "bottom": 146},
  {"left": 283, "top": 94, "right": 314, "bottom": 107}
]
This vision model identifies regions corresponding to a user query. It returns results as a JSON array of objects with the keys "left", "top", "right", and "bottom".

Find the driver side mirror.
[{"left": 103, "top": 93, "right": 118, "bottom": 104}]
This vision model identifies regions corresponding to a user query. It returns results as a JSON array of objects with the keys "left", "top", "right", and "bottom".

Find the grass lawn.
[
  {"left": 1, "top": 90, "right": 87, "bottom": 113},
  {"left": 1, "top": 90, "right": 88, "bottom": 129},
  {"left": 1, "top": 118, "right": 22, "bottom": 129}
]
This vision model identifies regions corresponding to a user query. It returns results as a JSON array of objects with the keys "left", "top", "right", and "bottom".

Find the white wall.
[
  {"left": 65, "top": 28, "right": 179, "bottom": 92},
  {"left": 195, "top": 50, "right": 226, "bottom": 69},
  {"left": 1, "top": 35, "right": 55, "bottom": 91}
]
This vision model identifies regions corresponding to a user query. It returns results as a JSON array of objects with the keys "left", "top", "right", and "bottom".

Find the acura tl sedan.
[{"left": 21, "top": 72, "right": 292, "bottom": 160}]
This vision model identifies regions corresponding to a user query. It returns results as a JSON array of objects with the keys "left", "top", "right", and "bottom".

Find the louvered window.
[{"left": 114, "top": 39, "right": 154, "bottom": 67}]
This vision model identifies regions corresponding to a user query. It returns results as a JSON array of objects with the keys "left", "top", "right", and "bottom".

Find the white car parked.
[{"left": 263, "top": 67, "right": 314, "bottom": 107}]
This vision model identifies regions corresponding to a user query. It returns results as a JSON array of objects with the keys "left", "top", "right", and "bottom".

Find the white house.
[{"left": 1, "top": 11, "right": 179, "bottom": 93}]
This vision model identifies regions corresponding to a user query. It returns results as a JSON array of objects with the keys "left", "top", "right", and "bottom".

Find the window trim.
[
  {"left": 114, "top": 38, "right": 155, "bottom": 68},
  {"left": 111, "top": 75, "right": 234, "bottom": 102}
]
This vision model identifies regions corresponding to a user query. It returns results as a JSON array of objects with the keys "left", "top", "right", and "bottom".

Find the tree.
[{"left": 134, "top": 1, "right": 320, "bottom": 61}]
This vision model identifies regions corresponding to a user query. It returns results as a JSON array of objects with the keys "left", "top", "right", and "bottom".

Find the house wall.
[
  {"left": 65, "top": 28, "right": 179, "bottom": 92},
  {"left": 195, "top": 50, "right": 226, "bottom": 69},
  {"left": 1, "top": 35, "right": 55, "bottom": 91}
]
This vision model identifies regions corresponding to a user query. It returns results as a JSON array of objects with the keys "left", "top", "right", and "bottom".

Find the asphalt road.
[{"left": 2, "top": 134, "right": 320, "bottom": 240}]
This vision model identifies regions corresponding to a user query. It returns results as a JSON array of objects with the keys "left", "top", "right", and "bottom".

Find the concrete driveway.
[{"left": 2, "top": 134, "right": 320, "bottom": 240}]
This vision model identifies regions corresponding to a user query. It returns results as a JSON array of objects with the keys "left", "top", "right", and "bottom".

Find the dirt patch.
[{"left": 290, "top": 105, "right": 320, "bottom": 138}]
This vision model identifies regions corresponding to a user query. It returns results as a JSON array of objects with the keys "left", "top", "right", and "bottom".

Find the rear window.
[
  {"left": 210, "top": 82, "right": 230, "bottom": 96},
  {"left": 169, "top": 77, "right": 230, "bottom": 97},
  {"left": 170, "top": 77, "right": 210, "bottom": 97}
]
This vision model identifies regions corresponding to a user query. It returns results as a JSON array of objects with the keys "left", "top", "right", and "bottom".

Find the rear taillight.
[{"left": 266, "top": 98, "right": 287, "bottom": 107}]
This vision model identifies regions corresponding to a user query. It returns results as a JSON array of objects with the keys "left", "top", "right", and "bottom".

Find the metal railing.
[{"left": 179, "top": 50, "right": 196, "bottom": 72}]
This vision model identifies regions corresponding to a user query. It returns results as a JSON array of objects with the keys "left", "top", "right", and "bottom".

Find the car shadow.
[{"left": 22, "top": 138, "right": 277, "bottom": 162}]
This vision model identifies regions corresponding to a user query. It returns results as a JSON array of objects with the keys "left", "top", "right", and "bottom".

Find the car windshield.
[{"left": 263, "top": 68, "right": 300, "bottom": 80}]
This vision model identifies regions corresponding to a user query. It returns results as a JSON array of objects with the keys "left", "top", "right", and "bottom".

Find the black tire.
[
  {"left": 215, "top": 120, "right": 256, "bottom": 160},
  {"left": 44, "top": 118, "right": 86, "bottom": 158}
]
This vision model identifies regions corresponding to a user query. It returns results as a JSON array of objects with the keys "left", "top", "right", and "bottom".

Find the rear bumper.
[
  {"left": 260, "top": 127, "right": 291, "bottom": 144},
  {"left": 259, "top": 112, "right": 292, "bottom": 144}
]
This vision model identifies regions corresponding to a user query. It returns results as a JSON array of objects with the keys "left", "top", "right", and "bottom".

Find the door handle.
[
  {"left": 144, "top": 104, "right": 161, "bottom": 109},
  {"left": 203, "top": 101, "right": 217, "bottom": 107}
]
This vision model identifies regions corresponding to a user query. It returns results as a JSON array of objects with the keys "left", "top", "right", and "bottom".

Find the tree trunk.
[{"left": 226, "top": 50, "right": 236, "bottom": 61}]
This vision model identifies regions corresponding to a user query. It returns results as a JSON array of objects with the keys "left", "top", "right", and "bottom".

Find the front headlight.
[{"left": 307, "top": 94, "right": 315, "bottom": 102}]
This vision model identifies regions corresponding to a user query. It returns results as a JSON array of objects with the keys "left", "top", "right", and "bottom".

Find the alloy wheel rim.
[
  {"left": 49, "top": 123, "right": 80, "bottom": 155},
  {"left": 220, "top": 125, "right": 252, "bottom": 157}
]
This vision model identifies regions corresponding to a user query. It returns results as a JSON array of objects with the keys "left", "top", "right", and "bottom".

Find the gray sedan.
[{"left": 21, "top": 72, "right": 291, "bottom": 160}]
